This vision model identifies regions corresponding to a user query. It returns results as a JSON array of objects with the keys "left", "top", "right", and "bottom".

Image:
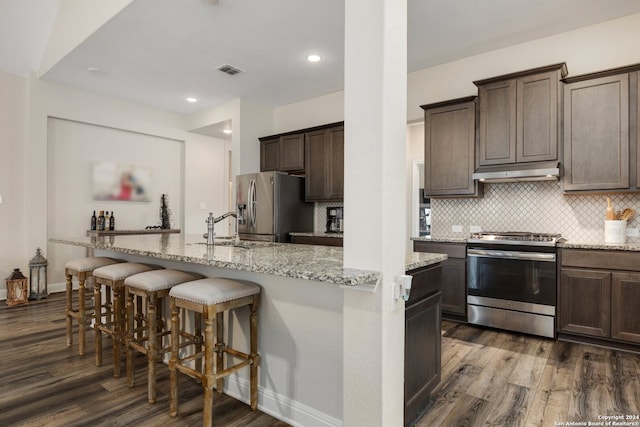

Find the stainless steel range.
[{"left": 466, "top": 231, "right": 564, "bottom": 338}]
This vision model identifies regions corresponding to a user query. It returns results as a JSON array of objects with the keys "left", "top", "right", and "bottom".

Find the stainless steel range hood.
[{"left": 472, "top": 161, "right": 560, "bottom": 183}]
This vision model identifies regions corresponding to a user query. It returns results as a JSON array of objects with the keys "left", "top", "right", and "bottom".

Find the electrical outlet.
[
  {"left": 470, "top": 225, "right": 482, "bottom": 233},
  {"left": 452, "top": 225, "right": 463, "bottom": 233},
  {"left": 626, "top": 227, "right": 639, "bottom": 237}
]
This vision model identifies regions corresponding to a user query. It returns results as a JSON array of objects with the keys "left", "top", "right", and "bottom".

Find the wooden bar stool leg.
[
  {"left": 94, "top": 280, "right": 103, "bottom": 366},
  {"left": 78, "top": 277, "right": 87, "bottom": 356},
  {"left": 215, "top": 311, "right": 224, "bottom": 394},
  {"left": 126, "top": 288, "right": 135, "bottom": 388},
  {"left": 169, "top": 299, "right": 179, "bottom": 418},
  {"left": 113, "top": 285, "right": 123, "bottom": 378},
  {"left": 65, "top": 273, "right": 73, "bottom": 348},
  {"left": 250, "top": 297, "right": 259, "bottom": 409},
  {"left": 195, "top": 312, "right": 203, "bottom": 376},
  {"left": 147, "top": 293, "right": 158, "bottom": 404},
  {"left": 203, "top": 313, "right": 215, "bottom": 427}
]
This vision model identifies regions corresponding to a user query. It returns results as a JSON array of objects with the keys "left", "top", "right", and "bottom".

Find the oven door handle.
[{"left": 467, "top": 248, "right": 556, "bottom": 262}]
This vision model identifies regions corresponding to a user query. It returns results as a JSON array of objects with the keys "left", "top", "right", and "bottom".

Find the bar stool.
[
  {"left": 92, "top": 262, "right": 164, "bottom": 377},
  {"left": 64, "top": 257, "right": 121, "bottom": 356},
  {"left": 168, "top": 278, "right": 261, "bottom": 427},
  {"left": 124, "top": 269, "right": 203, "bottom": 404}
]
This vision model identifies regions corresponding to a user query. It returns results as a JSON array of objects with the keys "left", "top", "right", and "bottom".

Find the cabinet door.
[
  {"left": 405, "top": 291, "right": 441, "bottom": 426},
  {"left": 304, "top": 126, "right": 344, "bottom": 202},
  {"left": 424, "top": 99, "right": 480, "bottom": 197},
  {"left": 304, "top": 129, "right": 327, "bottom": 201},
  {"left": 326, "top": 126, "right": 344, "bottom": 200},
  {"left": 441, "top": 258, "right": 466, "bottom": 316},
  {"left": 517, "top": 70, "right": 559, "bottom": 163},
  {"left": 563, "top": 74, "right": 630, "bottom": 191},
  {"left": 478, "top": 79, "right": 516, "bottom": 166},
  {"left": 558, "top": 268, "right": 611, "bottom": 337},
  {"left": 260, "top": 137, "right": 279, "bottom": 172},
  {"left": 611, "top": 271, "right": 640, "bottom": 343},
  {"left": 279, "top": 134, "right": 305, "bottom": 172}
]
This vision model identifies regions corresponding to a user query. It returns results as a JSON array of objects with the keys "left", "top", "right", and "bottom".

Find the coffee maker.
[{"left": 326, "top": 207, "right": 344, "bottom": 233}]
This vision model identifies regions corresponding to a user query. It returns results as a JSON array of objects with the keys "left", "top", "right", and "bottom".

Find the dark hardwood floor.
[
  {"left": 4, "top": 294, "right": 640, "bottom": 427},
  {"left": 0, "top": 292, "right": 289, "bottom": 427},
  {"left": 415, "top": 320, "right": 640, "bottom": 427}
]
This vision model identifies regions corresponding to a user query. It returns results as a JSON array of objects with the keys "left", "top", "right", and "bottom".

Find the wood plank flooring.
[
  {"left": 3, "top": 294, "right": 640, "bottom": 426},
  {"left": 0, "top": 293, "right": 289, "bottom": 427},
  {"left": 414, "top": 321, "right": 640, "bottom": 427}
]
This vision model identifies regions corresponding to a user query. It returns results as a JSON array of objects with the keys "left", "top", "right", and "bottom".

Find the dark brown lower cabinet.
[
  {"left": 405, "top": 264, "right": 442, "bottom": 427},
  {"left": 611, "top": 271, "right": 640, "bottom": 343},
  {"left": 413, "top": 241, "right": 467, "bottom": 321},
  {"left": 558, "top": 249, "right": 640, "bottom": 347},
  {"left": 290, "top": 235, "right": 343, "bottom": 247},
  {"left": 558, "top": 268, "right": 611, "bottom": 337}
]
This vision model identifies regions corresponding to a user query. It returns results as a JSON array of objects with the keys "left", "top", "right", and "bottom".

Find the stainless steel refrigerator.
[{"left": 236, "top": 171, "right": 313, "bottom": 242}]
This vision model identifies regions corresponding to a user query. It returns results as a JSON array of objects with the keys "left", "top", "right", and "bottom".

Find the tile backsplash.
[{"left": 431, "top": 181, "right": 640, "bottom": 243}]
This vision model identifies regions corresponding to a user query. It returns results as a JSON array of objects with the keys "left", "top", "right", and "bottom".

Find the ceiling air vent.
[{"left": 216, "top": 64, "right": 245, "bottom": 76}]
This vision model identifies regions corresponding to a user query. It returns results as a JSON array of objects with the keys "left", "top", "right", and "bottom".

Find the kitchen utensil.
[
  {"left": 606, "top": 197, "right": 616, "bottom": 220},
  {"left": 619, "top": 208, "right": 636, "bottom": 222}
]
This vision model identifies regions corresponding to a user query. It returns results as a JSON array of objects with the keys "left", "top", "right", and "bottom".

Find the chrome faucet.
[{"left": 206, "top": 212, "right": 238, "bottom": 246}]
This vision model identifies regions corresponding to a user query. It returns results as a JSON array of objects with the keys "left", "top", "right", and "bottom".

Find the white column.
[{"left": 343, "top": 0, "right": 407, "bottom": 425}]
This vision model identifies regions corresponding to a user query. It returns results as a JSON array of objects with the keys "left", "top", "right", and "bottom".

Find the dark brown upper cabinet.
[
  {"left": 421, "top": 96, "right": 482, "bottom": 198},
  {"left": 260, "top": 137, "right": 280, "bottom": 172},
  {"left": 278, "top": 134, "right": 305, "bottom": 172},
  {"left": 259, "top": 134, "right": 305, "bottom": 173},
  {"left": 563, "top": 65, "right": 640, "bottom": 193},
  {"left": 305, "top": 125, "right": 344, "bottom": 202},
  {"left": 474, "top": 63, "right": 567, "bottom": 167}
]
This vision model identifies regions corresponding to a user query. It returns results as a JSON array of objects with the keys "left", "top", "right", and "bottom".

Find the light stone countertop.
[
  {"left": 558, "top": 241, "right": 640, "bottom": 252},
  {"left": 411, "top": 236, "right": 468, "bottom": 243},
  {"left": 290, "top": 232, "right": 344, "bottom": 238},
  {"left": 50, "top": 234, "right": 446, "bottom": 286}
]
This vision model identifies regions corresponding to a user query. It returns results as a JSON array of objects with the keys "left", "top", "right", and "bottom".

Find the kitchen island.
[{"left": 50, "top": 233, "right": 446, "bottom": 427}]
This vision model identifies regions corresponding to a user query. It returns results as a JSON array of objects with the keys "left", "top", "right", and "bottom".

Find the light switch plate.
[
  {"left": 626, "top": 228, "right": 639, "bottom": 237},
  {"left": 199, "top": 202, "right": 206, "bottom": 210},
  {"left": 0, "top": 194, "right": 3, "bottom": 204},
  {"left": 452, "top": 225, "right": 463, "bottom": 233},
  {"left": 470, "top": 225, "right": 482, "bottom": 233}
]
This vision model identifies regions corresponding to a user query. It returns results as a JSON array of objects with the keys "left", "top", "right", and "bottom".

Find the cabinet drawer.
[
  {"left": 561, "top": 249, "right": 640, "bottom": 272},
  {"left": 406, "top": 264, "right": 442, "bottom": 304},
  {"left": 413, "top": 241, "right": 466, "bottom": 259}
]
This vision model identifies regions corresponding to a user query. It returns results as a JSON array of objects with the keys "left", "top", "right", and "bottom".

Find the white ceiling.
[{"left": 3, "top": 0, "right": 640, "bottom": 119}]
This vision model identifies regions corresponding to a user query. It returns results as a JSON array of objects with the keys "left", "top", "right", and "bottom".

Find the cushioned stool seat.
[
  {"left": 124, "top": 269, "right": 203, "bottom": 404},
  {"left": 168, "top": 278, "right": 261, "bottom": 427},
  {"left": 93, "top": 262, "right": 163, "bottom": 377},
  {"left": 65, "top": 257, "right": 121, "bottom": 356}
]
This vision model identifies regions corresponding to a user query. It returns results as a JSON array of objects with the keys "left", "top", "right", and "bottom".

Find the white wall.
[
  {"left": 21, "top": 77, "right": 228, "bottom": 292},
  {"left": 0, "top": 71, "right": 28, "bottom": 295}
]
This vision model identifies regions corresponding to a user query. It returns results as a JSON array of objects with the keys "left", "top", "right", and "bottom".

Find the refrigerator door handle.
[{"left": 248, "top": 178, "right": 257, "bottom": 228}]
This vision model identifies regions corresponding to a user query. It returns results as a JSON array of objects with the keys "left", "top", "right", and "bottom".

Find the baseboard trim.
[{"left": 225, "top": 376, "right": 342, "bottom": 427}]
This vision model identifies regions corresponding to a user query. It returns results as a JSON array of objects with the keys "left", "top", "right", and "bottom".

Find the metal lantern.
[
  {"left": 5, "top": 268, "right": 28, "bottom": 307},
  {"left": 29, "top": 247, "right": 48, "bottom": 300}
]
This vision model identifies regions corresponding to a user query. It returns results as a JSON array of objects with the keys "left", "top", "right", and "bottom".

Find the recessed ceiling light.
[
  {"left": 223, "top": 129, "right": 232, "bottom": 134},
  {"left": 307, "top": 54, "right": 321, "bottom": 63},
  {"left": 186, "top": 97, "right": 198, "bottom": 103}
]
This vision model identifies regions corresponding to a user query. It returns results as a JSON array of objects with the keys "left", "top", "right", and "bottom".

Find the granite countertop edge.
[
  {"left": 411, "top": 236, "right": 467, "bottom": 243},
  {"left": 50, "top": 235, "right": 446, "bottom": 286},
  {"left": 290, "top": 232, "right": 344, "bottom": 238},
  {"left": 558, "top": 241, "right": 640, "bottom": 251}
]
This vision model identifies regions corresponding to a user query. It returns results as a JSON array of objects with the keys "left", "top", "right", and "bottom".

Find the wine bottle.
[
  {"left": 98, "top": 211, "right": 105, "bottom": 231},
  {"left": 109, "top": 211, "right": 115, "bottom": 231},
  {"left": 104, "top": 211, "right": 111, "bottom": 231},
  {"left": 90, "top": 211, "right": 97, "bottom": 231}
]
